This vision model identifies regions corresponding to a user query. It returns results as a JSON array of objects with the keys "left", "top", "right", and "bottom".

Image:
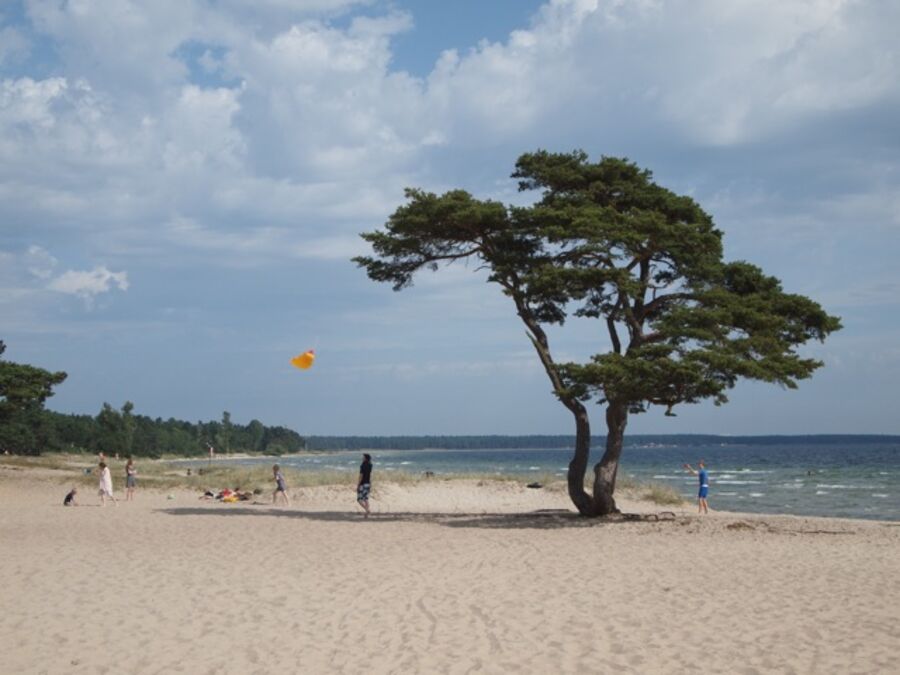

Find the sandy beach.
[{"left": 2, "top": 466, "right": 898, "bottom": 675}]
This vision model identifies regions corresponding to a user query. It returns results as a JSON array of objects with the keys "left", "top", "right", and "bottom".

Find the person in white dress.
[{"left": 98, "top": 462, "right": 117, "bottom": 506}]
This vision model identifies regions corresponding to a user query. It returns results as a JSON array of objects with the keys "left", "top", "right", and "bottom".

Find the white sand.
[{"left": 2, "top": 468, "right": 898, "bottom": 674}]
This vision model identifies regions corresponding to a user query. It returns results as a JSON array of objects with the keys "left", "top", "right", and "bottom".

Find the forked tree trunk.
[
  {"left": 591, "top": 401, "right": 628, "bottom": 516},
  {"left": 566, "top": 401, "right": 595, "bottom": 516},
  {"left": 515, "top": 305, "right": 596, "bottom": 516}
]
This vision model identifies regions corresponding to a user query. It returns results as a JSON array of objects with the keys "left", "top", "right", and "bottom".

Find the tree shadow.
[{"left": 156, "top": 506, "right": 676, "bottom": 530}]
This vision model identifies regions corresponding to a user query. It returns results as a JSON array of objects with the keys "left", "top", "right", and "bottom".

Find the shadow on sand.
[{"left": 156, "top": 506, "right": 676, "bottom": 530}]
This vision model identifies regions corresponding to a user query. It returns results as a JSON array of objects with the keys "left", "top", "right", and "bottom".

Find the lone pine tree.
[{"left": 355, "top": 150, "right": 841, "bottom": 516}]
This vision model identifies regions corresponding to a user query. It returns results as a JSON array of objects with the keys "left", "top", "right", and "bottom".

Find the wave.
[{"left": 719, "top": 469, "right": 774, "bottom": 474}]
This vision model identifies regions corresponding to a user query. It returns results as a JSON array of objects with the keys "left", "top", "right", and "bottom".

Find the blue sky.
[{"left": 2, "top": 0, "right": 899, "bottom": 436}]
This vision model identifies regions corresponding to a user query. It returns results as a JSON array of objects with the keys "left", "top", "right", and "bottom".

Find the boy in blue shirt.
[{"left": 683, "top": 460, "right": 710, "bottom": 514}]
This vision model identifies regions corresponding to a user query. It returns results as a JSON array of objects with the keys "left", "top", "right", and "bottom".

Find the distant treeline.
[
  {"left": 305, "top": 434, "right": 900, "bottom": 451},
  {"left": 7, "top": 404, "right": 305, "bottom": 457}
]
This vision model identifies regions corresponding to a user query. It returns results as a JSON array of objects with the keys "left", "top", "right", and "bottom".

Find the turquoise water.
[{"left": 194, "top": 441, "right": 900, "bottom": 521}]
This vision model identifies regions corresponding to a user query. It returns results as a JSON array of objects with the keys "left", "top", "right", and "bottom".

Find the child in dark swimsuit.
[
  {"left": 64, "top": 487, "right": 78, "bottom": 506},
  {"left": 272, "top": 465, "right": 290, "bottom": 507},
  {"left": 357, "top": 454, "right": 372, "bottom": 518}
]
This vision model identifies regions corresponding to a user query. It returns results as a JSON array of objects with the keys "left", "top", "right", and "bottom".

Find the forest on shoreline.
[{"left": 5, "top": 405, "right": 306, "bottom": 458}]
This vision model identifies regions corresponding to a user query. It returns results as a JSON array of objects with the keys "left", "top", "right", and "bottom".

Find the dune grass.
[{"left": 635, "top": 482, "right": 686, "bottom": 506}]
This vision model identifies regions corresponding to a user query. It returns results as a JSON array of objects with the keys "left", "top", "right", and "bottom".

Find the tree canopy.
[
  {"left": 0, "top": 341, "right": 68, "bottom": 454},
  {"left": 355, "top": 150, "right": 842, "bottom": 516}
]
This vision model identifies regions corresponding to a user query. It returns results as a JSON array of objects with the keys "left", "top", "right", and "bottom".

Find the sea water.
[{"left": 198, "top": 441, "right": 900, "bottom": 521}]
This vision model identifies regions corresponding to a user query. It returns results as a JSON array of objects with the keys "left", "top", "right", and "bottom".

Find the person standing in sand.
[
  {"left": 272, "top": 464, "right": 290, "bottom": 507},
  {"left": 125, "top": 457, "right": 137, "bottom": 501},
  {"left": 683, "top": 460, "right": 710, "bottom": 514},
  {"left": 98, "top": 462, "right": 117, "bottom": 506},
  {"left": 357, "top": 453, "right": 372, "bottom": 518}
]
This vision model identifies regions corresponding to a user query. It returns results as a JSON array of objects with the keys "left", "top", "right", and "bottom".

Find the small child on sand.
[
  {"left": 272, "top": 464, "right": 290, "bottom": 507},
  {"left": 63, "top": 487, "right": 78, "bottom": 506}
]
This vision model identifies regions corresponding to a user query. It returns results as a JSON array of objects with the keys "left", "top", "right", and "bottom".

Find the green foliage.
[
  {"left": 0, "top": 341, "right": 68, "bottom": 454},
  {"left": 355, "top": 150, "right": 841, "bottom": 416},
  {"left": 122, "top": 401, "right": 136, "bottom": 456},
  {"left": 355, "top": 149, "right": 841, "bottom": 513},
  {"left": 217, "top": 410, "right": 232, "bottom": 454},
  {"left": 96, "top": 402, "right": 125, "bottom": 456}
]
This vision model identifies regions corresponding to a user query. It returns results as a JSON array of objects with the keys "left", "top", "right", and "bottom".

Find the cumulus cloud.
[
  {"left": 418, "top": 0, "right": 900, "bottom": 147},
  {"left": 0, "top": 248, "right": 128, "bottom": 315},
  {"left": 46, "top": 266, "right": 130, "bottom": 302},
  {"left": 2, "top": 0, "right": 898, "bottom": 269}
]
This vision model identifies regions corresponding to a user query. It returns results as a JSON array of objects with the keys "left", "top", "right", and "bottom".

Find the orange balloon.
[{"left": 290, "top": 349, "right": 316, "bottom": 370}]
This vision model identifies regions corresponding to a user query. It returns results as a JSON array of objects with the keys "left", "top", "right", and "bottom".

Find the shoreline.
[
  {"left": 3, "top": 453, "right": 898, "bottom": 524},
  {"left": 4, "top": 456, "right": 899, "bottom": 527}
]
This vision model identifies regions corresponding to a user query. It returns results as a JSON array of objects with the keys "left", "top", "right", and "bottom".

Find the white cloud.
[
  {"left": 3, "top": 0, "right": 898, "bottom": 273},
  {"left": 415, "top": 0, "right": 900, "bottom": 147},
  {"left": 0, "top": 76, "right": 68, "bottom": 129},
  {"left": 24, "top": 245, "right": 57, "bottom": 280},
  {"left": 0, "top": 249, "right": 129, "bottom": 318},
  {"left": 161, "top": 84, "right": 245, "bottom": 170},
  {"left": 46, "top": 266, "right": 130, "bottom": 301}
]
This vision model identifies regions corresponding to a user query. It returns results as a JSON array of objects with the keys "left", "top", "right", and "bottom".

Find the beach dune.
[{"left": 1, "top": 470, "right": 898, "bottom": 674}]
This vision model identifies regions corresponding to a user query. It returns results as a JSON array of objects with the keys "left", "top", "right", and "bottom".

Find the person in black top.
[{"left": 357, "top": 453, "right": 372, "bottom": 518}]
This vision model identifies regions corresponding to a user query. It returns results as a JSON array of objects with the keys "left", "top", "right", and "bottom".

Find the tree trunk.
[
  {"left": 591, "top": 401, "right": 628, "bottom": 516},
  {"left": 566, "top": 401, "right": 596, "bottom": 516},
  {"left": 511, "top": 297, "right": 595, "bottom": 516}
]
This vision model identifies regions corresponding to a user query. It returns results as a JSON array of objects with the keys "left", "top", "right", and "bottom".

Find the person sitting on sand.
[
  {"left": 97, "top": 461, "right": 117, "bottom": 507},
  {"left": 357, "top": 453, "right": 372, "bottom": 518},
  {"left": 683, "top": 460, "right": 710, "bottom": 514},
  {"left": 64, "top": 487, "right": 78, "bottom": 506},
  {"left": 272, "top": 464, "right": 290, "bottom": 507},
  {"left": 217, "top": 487, "right": 252, "bottom": 503}
]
